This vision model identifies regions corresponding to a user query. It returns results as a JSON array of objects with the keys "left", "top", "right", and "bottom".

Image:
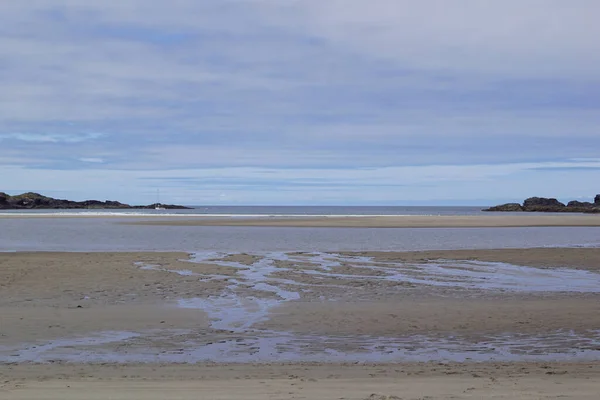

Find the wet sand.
[
  {"left": 349, "top": 247, "right": 600, "bottom": 270},
  {"left": 2, "top": 248, "right": 600, "bottom": 398},
  {"left": 121, "top": 214, "right": 600, "bottom": 227}
]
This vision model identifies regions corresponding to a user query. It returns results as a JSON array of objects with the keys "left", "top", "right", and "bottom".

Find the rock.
[
  {"left": 483, "top": 203, "right": 523, "bottom": 212},
  {"left": 485, "top": 194, "right": 600, "bottom": 213},
  {"left": 0, "top": 192, "right": 9, "bottom": 209},
  {"left": 565, "top": 201, "right": 599, "bottom": 213},
  {"left": 567, "top": 201, "right": 594, "bottom": 208},
  {"left": 133, "top": 203, "right": 191, "bottom": 210},
  {"left": 0, "top": 192, "right": 192, "bottom": 210},
  {"left": 522, "top": 197, "right": 566, "bottom": 212}
]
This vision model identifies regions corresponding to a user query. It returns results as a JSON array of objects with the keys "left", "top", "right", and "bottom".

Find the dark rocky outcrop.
[
  {"left": 567, "top": 200, "right": 594, "bottom": 209},
  {"left": 484, "top": 194, "right": 600, "bottom": 213},
  {"left": 484, "top": 203, "right": 524, "bottom": 212},
  {"left": 0, "top": 192, "right": 191, "bottom": 210},
  {"left": 522, "top": 197, "right": 566, "bottom": 212}
]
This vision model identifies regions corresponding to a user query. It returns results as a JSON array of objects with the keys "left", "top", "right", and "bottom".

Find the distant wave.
[{"left": 542, "top": 243, "right": 600, "bottom": 249}]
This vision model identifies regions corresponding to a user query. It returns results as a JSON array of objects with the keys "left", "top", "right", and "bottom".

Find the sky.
[{"left": 1, "top": 0, "right": 599, "bottom": 206}]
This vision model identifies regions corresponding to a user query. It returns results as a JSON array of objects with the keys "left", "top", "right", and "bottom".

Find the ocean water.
[
  {"left": 1, "top": 216, "right": 599, "bottom": 252},
  {"left": 0, "top": 205, "right": 495, "bottom": 217}
]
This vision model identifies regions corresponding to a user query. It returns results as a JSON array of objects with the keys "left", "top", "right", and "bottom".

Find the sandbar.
[{"left": 120, "top": 214, "right": 600, "bottom": 227}]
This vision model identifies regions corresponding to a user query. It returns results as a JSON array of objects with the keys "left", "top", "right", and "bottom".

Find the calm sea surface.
[
  {"left": 0, "top": 205, "right": 491, "bottom": 216},
  {"left": 1, "top": 207, "right": 599, "bottom": 252}
]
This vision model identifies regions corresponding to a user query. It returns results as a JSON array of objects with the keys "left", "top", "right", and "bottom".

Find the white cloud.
[
  {"left": 0, "top": 133, "right": 104, "bottom": 143},
  {"left": 3, "top": 158, "right": 600, "bottom": 205},
  {"left": 0, "top": 1, "right": 597, "bottom": 138},
  {"left": 78, "top": 157, "right": 105, "bottom": 163},
  {"left": 0, "top": 1, "right": 598, "bottom": 203},
  {"left": 264, "top": 0, "right": 600, "bottom": 78}
]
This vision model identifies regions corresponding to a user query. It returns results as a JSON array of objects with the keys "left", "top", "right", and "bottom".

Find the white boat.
[{"left": 155, "top": 189, "right": 166, "bottom": 210}]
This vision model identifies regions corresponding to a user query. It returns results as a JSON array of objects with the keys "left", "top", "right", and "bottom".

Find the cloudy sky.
[{"left": 1, "top": 1, "right": 599, "bottom": 205}]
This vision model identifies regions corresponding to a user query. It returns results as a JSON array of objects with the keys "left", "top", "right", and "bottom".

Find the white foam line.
[
  {"left": 543, "top": 243, "right": 600, "bottom": 249},
  {"left": 172, "top": 214, "right": 419, "bottom": 218}
]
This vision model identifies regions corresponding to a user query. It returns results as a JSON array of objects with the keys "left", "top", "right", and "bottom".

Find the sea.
[
  {"left": 1, "top": 206, "right": 599, "bottom": 252},
  {"left": 0, "top": 205, "right": 489, "bottom": 217}
]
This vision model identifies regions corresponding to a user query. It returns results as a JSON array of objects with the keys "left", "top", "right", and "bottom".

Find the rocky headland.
[
  {"left": 0, "top": 192, "right": 191, "bottom": 210},
  {"left": 484, "top": 195, "right": 600, "bottom": 213}
]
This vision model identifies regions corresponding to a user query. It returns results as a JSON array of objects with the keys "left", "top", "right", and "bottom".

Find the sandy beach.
[
  {"left": 1, "top": 248, "right": 600, "bottom": 398},
  {"left": 4, "top": 0, "right": 597, "bottom": 397},
  {"left": 3, "top": 362, "right": 599, "bottom": 399},
  {"left": 118, "top": 214, "right": 600, "bottom": 228}
]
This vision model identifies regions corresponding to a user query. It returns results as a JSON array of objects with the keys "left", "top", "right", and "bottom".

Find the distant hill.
[{"left": 0, "top": 192, "right": 191, "bottom": 210}]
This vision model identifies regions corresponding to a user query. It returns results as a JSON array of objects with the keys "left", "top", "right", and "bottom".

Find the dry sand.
[
  {"left": 3, "top": 363, "right": 600, "bottom": 400},
  {"left": 120, "top": 214, "right": 600, "bottom": 227},
  {"left": 2, "top": 248, "right": 600, "bottom": 399}
]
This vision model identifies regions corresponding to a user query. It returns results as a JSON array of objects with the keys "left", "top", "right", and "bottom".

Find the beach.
[
  {"left": 2, "top": 246, "right": 600, "bottom": 398},
  {"left": 4, "top": 0, "right": 597, "bottom": 396},
  {"left": 4, "top": 362, "right": 599, "bottom": 399}
]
